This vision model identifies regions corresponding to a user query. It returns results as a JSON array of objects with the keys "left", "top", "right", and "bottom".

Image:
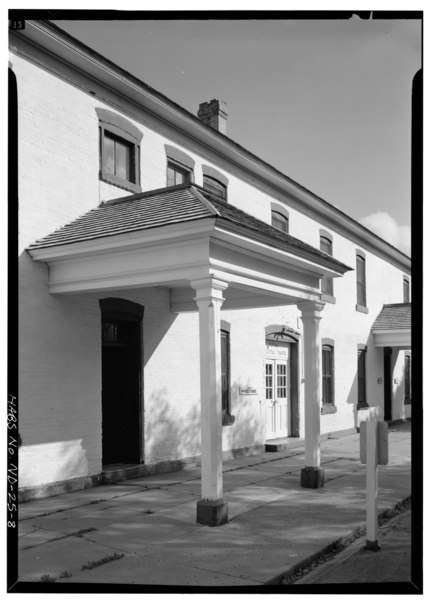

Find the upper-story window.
[
  {"left": 320, "top": 232, "right": 334, "bottom": 298},
  {"left": 96, "top": 108, "right": 142, "bottom": 194},
  {"left": 271, "top": 211, "right": 289, "bottom": 233},
  {"left": 403, "top": 277, "right": 410, "bottom": 303},
  {"left": 202, "top": 165, "right": 229, "bottom": 201},
  {"left": 167, "top": 159, "right": 192, "bottom": 186},
  {"left": 165, "top": 144, "right": 195, "bottom": 187},
  {"left": 203, "top": 174, "right": 227, "bottom": 200},
  {"left": 270, "top": 202, "right": 289, "bottom": 233},
  {"left": 356, "top": 251, "right": 368, "bottom": 312}
]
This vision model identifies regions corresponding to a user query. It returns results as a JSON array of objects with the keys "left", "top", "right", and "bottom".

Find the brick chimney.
[{"left": 197, "top": 99, "right": 228, "bottom": 135}]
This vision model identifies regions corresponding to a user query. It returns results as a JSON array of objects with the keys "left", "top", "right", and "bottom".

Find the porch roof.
[
  {"left": 371, "top": 303, "right": 411, "bottom": 348},
  {"left": 372, "top": 303, "right": 411, "bottom": 331},
  {"left": 28, "top": 183, "right": 350, "bottom": 273}
]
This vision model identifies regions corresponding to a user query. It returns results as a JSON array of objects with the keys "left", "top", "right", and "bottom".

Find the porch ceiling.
[{"left": 27, "top": 184, "right": 351, "bottom": 307}]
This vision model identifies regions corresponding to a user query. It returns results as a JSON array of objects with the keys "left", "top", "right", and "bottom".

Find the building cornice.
[{"left": 11, "top": 20, "right": 411, "bottom": 273}]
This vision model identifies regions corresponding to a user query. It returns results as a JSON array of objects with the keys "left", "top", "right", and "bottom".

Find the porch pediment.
[{"left": 27, "top": 184, "right": 351, "bottom": 308}]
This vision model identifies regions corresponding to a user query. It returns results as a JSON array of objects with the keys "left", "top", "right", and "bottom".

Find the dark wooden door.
[{"left": 102, "top": 318, "right": 141, "bottom": 465}]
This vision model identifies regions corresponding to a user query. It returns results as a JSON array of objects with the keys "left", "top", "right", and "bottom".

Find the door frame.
[
  {"left": 99, "top": 298, "right": 144, "bottom": 464},
  {"left": 265, "top": 325, "right": 300, "bottom": 439}
]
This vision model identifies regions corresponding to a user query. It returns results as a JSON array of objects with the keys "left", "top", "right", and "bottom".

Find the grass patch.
[{"left": 81, "top": 552, "right": 124, "bottom": 571}]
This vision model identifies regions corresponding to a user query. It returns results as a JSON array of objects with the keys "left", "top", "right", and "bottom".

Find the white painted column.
[
  {"left": 191, "top": 277, "right": 229, "bottom": 526},
  {"left": 298, "top": 300, "right": 325, "bottom": 488}
]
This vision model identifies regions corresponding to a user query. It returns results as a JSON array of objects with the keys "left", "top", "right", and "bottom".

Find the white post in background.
[
  {"left": 191, "top": 277, "right": 229, "bottom": 526},
  {"left": 298, "top": 300, "right": 325, "bottom": 488},
  {"left": 359, "top": 406, "right": 387, "bottom": 551},
  {"left": 366, "top": 418, "right": 380, "bottom": 550}
]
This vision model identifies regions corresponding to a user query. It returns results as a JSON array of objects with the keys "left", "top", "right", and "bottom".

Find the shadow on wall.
[
  {"left": 345, "top": 330, "right": 377, "bottom": 428},
  {"left": 144, "top": 379, "right": 264, "bottom": 466},
  {"left": 224, "top": 381, "right": 264, "bottom": 458},
  {"left": 145, "top": 389, "right": 201, "bottom": 465}
]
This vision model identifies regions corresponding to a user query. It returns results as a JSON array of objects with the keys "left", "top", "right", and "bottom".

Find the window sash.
[
  {"left": 101, "top": 130, "right": 135, "bottom": 184},
  {"left": 356, "top": 256, "right": 367, "bottom": 306},
  {"left": 167, "top": 161, "right": 191, "bottom": 187},
  {"left": 203, "top": 175, "right": 227, "bottom": 199},
  {"left": 221, "top": 330, "right": 230, "bottom": 414},
  {"left": 271, "top": 211, "right": 289, "bottom": 233},
  {"left": 322, "top": 345, "right": 334, "bottom": 404}
]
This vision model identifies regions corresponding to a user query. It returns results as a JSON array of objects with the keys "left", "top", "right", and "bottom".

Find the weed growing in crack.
[
  {"left": 81, "top": 552, "right": 124, "bottom": 571},
  {"left": 40, "top": 574, "right": 56, "bottom": 582}
]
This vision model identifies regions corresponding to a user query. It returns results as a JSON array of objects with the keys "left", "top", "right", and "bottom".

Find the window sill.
[
  {"left": 321, "top": 404, "right": 337, "bottom": 415},
  {"left": 356, "top": 304, "right": 369, "bottom": 314},
  {"left": 222, "top": 413, "right": 235, "bottom": 426},
  {"left": 321, "top": 294, "right": 336, "bottom": 304},
  {"left": 100, "top": 171, "right": 142, "bottom": 194}
]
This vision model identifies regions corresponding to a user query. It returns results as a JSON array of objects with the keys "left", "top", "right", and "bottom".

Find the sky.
[{"left": 53, "top": 16, "right": 421, "bottom": 256}]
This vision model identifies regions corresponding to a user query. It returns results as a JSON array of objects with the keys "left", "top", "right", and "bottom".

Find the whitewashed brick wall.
[{"left": 13, "top": 42, "right": 410, "bottom": 493}]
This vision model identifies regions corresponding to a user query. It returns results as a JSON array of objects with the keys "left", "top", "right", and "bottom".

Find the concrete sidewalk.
[{"left": 16, "top": 422, "right": 411, "bottom": 587}]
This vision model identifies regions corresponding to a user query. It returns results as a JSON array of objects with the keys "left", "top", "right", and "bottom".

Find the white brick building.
[{"left": 10, "top": 21, "right": 411, "bottom": 523}]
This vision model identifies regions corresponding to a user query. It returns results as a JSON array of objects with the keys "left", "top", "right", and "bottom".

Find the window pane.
[
  {"left": 272, "top": 212, "right": 288, "bottom": 233},
  {"left": 322, "top": 346, "right": 333, "bottom": 404},
  {"left": 103, "top": 134, "right": 115, "bottom": 175},
  {"left": 266, "top": 363, "right": 273, "bottom": 399},
  {"left": 221, "top": 331, "right": 229, "bottom": 413},
  {"left": 320, "top": 237, "right": 332, "bottom": 255},
  {"left": 356, "top": 256, "right": 366, "bottom": 306},
  {"left": 115, "top": 139, "right": 131, "bottom": 180},
  {"left": 203, "top": 175, "right": 227, "bottom": 199}
]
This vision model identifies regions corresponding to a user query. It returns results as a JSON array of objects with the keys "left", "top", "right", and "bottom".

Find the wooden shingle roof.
[
  {"left": 371, "top": 303, "right": 411, "bottom": 330},
  {"left": 27, "top": 184, "right": 351, "bottom": 272}
]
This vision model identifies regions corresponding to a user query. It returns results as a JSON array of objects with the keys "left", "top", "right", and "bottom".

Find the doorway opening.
[
  {"left": 384, "top": 346, "right": 393, "bottom": 421},
  {"left": 100, "top": 298, "right": 143, "bottom": 466},
  {"left": 265, "top": 328, "right": 300, "bottom": 440}
]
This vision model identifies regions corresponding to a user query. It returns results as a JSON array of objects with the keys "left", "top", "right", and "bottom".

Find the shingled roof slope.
[
  {"left": 27, "top": 184, "right": 350, "bottom": 271},
  {"left": 371, "top": 303, "right": 411, "bottom": 330}
]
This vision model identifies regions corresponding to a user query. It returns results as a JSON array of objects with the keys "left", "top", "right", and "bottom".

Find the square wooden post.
[
  {"left": 298, "top": 300, "right": 325, "bottom": 488},
  {"left": 191, "top": 277, "right": 229, "bottom": 526}
]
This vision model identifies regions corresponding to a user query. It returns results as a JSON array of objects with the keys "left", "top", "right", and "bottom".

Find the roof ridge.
[{"left": 189, "top": 185, "right": 220, "bottom": 217}]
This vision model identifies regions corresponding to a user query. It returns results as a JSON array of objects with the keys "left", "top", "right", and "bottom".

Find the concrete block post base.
[
  {"left": 196, "top": 499, "right": 228, "bottom": 526},
  {"left": 300, "top": 466, "right": 325, "bottom": 488},
  {"left": 365, "top": 539, "right": 381, "bottom": 552}
]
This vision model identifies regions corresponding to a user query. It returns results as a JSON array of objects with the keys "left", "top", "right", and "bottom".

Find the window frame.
[
  {"left": 321, "top": 340, "right": 336, "bottom": 414},
  {"left": 96, "top": 108, "right": 142, "bottom": 194},
  {"left": 403, "top": 277, "right": 410, "bottom": 303},
  {"left": 220, "top": 322, "right": 235, "bottom": 426},
  {"left": 320, "top": 233, "right": 334, "bottom": 300},
  {"left": 202, "top": 174, "right": 228, "bottom": 200},
  {"left": 356, "top": 251, "right": 368, "bottom": 313},
  {"left": 271, "top": 210, "right": 289, "bottom": 233},
  {"left": 167, "top": 158, "right": 193, "bottom": 187}
]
